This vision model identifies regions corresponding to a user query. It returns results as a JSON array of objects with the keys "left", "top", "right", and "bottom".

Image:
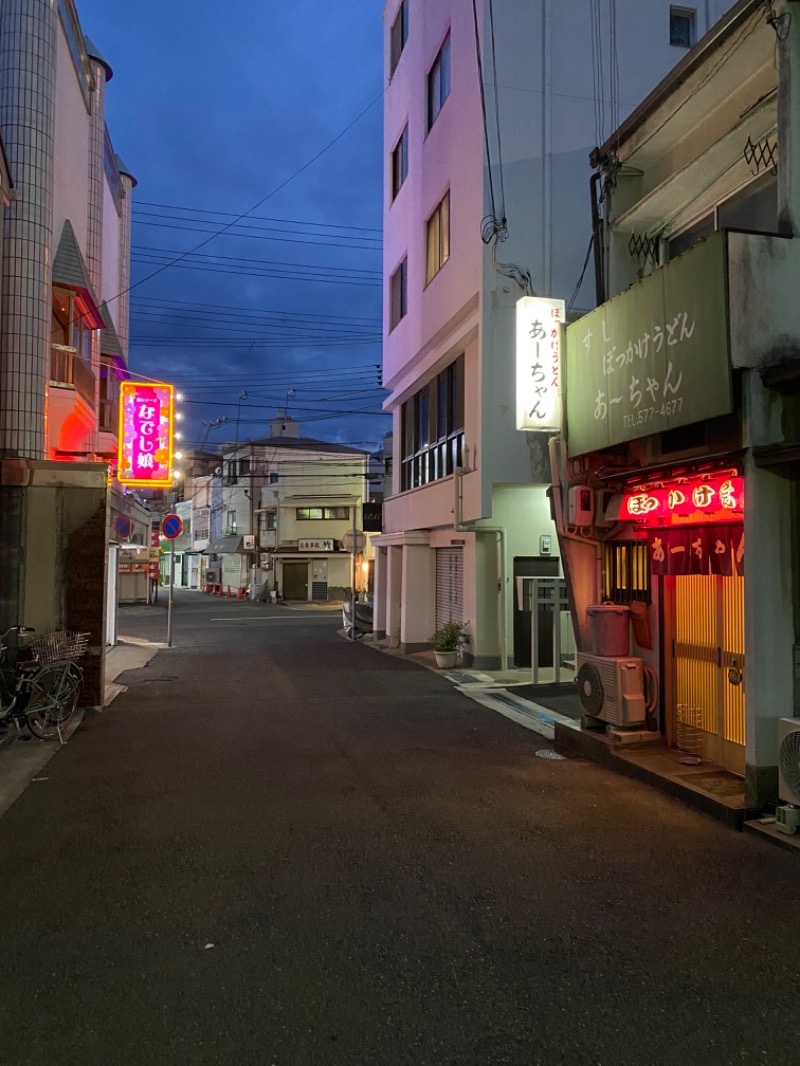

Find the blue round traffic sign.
[
  {"left": 161, "top": 513, "right": 183, "bottom": 539},
  {"left": 114, "top": 514, "right": 133, "bottom": 538}
]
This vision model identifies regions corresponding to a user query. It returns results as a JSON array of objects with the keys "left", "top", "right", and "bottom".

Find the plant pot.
[{"left": 434, "top": 650, "right": 458, "bottom": 668}]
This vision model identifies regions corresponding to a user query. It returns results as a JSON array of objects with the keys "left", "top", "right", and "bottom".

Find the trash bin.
[{"left": 586, "top": 604, "right": 630, "bottom": 657}]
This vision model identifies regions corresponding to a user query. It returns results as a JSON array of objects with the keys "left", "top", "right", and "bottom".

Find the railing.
[
  {"left": 222, "top": 525, "right": 238, "bottom": 535},
  {"left": 516, "top": 577, "right": 575, "bottom": 684},
  {"left": 51, "top": 346, "right": 96, "bottom": 407},
  {"left": 401, "top": 430, "right": 464, "bottom": 491}
]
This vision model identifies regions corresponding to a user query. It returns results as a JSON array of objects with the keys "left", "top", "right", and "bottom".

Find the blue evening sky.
[{"left": 77, "top": 0, "right": 387, "bottom": 455}]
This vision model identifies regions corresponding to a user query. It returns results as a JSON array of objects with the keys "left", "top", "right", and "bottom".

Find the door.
[
  {"left": 513, "top": 557, "right": 559, "bottom": 669},
  {"left": 670, "top": 573, "right": 745, "bottom": 774},
  {"left": 283, "top": 561, "right": 309, "bottom": 601},
  {"left": 435, "top": 548, "right": 463, "bottom": 629}
]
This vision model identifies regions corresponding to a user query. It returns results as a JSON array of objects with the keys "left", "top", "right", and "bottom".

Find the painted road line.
[
  {"left": 458, "top": 688, "right": 580, "bottom": 740},
  {"left": 208, "top": 615, "right": 338, "bottom": 623}
]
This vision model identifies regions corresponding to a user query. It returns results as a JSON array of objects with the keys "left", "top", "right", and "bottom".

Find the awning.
[{"left": 204, "top": 535, "right": 243, "bottom": 554}]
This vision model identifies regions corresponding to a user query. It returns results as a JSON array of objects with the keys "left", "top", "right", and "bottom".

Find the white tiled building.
[{"left": 373, "top": 0, "right": 733, "bottom": 667}]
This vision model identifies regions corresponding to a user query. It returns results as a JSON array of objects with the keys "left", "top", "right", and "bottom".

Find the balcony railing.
[
  {"left": 222, "top": 525, "right": 238, "bottom": 536},
  {"left": 51, "top": 346, "right": 95, "bottom": 408}
]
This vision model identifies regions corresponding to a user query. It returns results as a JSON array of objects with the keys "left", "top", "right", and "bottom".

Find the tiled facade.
[{"left": 0, "top": 0, "right": 56, "bottom": 459}]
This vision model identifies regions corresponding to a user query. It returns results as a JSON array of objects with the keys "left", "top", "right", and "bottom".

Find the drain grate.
[{"left": 535, "top": 749, "right": 565, "bottom": 760}]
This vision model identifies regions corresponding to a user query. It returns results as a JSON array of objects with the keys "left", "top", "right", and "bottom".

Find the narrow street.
[{"left": 1, "top": 592, "right": 799, "bottom": 1066}]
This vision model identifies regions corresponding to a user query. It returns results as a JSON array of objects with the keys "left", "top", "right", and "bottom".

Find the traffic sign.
[
  {"left": 161, "top": 513, "right": 183, "bottom": 539},
  {"left": 113, "top": 514, "right": 133, "bottom": 538}
]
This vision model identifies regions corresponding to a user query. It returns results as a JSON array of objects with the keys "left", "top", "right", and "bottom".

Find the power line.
[
  {"left": 132, "top": 216, "right": 382, "bottom": 251},
  {"left": 130, "top": 295, "right": 380, "bottom": 325},
  {"left": 133, "top": 201, "right": 382, "bottom": 235}
]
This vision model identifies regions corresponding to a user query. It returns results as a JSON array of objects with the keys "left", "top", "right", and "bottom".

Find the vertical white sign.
[{"left": 516, "top": 296, "right": 565, "bottom": 431}]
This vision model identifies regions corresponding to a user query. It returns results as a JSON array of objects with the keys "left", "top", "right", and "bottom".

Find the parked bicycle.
[{"left": 0, "top": 626, "right": 88, "bottom": 740}]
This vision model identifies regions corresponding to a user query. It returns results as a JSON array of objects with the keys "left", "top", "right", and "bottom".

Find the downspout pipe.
[
  {"left": 454, "top": 466, "right": 508, "bottom": 672},
  {"left": 590, "top": 171, "right": 605, "bottom": 306}
]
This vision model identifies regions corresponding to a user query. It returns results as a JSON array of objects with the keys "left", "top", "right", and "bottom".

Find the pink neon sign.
[{"left": 118, "top": 382, "right": 174, "bottom": 487}]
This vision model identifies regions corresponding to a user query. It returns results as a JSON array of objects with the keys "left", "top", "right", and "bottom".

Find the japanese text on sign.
[
  {"left": 623, "top": 476, "right": 743, "bottom": 526},
  {"left": 564, "top": 231, "right": 732, "bottom": 455},
  {"left": 516, "top": 296, "right": 565, "bottom": 432},
  {"left": 118, "top": 383, "right": 174, "bottom": 488}
]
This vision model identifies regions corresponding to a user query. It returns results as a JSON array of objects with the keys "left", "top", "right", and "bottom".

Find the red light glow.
[{"left": 623, "top": 475, "right": 743, "bottom": 526}]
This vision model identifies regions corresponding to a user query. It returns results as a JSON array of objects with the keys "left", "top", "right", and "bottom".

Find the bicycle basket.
[{"left": 25, "top": 630, "right": 90, "bottom": 664}]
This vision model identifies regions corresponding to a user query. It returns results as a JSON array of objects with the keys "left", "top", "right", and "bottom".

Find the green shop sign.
[{"left": 565, "top": 231, "right": 732, "bottom": 456}]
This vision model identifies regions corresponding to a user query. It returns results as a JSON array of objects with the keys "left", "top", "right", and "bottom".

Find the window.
[
  {"left": 50, "top": 287, "right": 95, "bottom": 406},
  {"left": 670, "top": 7, "right": 696, "bottom": 48},
  {"left": 239, "top": 457, "right": 250, "bottom": 477},
  {"left": 427, "top": 32, "right": 451, "bottom": 130},
  {"left": 425, "top": 192, "right": 450, "bottom": 284},
  {"left": 390, "top": 258, "right": 407, "bottom": 331},
  {"left": 390, "top": 0, "right": 408, "bottom": 75},
  {"left": 296, "top": 506, "right": 350, "bottom": 520},
  {"left": 263, "top": 510, "right": 277, "bottom": 530},
  {"left": 603, "top": 541, "right": 650, "bottom": 605},
  {"left": 226, "top": 510, "right": 237, "bottom": 534},
  {"left": 401, "top": 355, "right": 464, "bottom": 490},
  {"left": 99, "top": 357, "right": 119, "bottom": 431},
  {"left": 269, "top": 472, "right": 279, "bottom": 484},
  {"left": 391, "top": 125, "right": 408, "bottom": 200},
  {"left": 667, "top": 172, "right": 778, "bottom": 262}
]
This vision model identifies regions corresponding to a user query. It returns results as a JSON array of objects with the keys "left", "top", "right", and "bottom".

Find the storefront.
[{"left": 613, "top": 471, "right": 745, "bottom": 774}]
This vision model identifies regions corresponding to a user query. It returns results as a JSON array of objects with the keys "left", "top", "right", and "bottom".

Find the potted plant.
[{"left": 430, "top": 620, "right": 466, "bottom": 668}]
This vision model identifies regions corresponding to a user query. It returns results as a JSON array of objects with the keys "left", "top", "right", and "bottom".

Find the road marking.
[{"left": 208, "top": 615, "right": 337, "bottom": 623}]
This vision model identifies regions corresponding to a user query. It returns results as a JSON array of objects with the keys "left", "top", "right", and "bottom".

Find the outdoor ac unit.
[
  {"left": 778, "top": 719, "right": 800, "bottom": 806},
  {"left": 576, "top": 653, "right": 646, "bottom": 727},
  {"left": 243, "top": 535, "right": 256, "bottom": 550}
]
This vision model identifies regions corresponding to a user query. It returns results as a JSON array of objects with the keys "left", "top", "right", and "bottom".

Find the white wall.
[{"left": 52, "top": 25, "right": 90, "bottom": 250}]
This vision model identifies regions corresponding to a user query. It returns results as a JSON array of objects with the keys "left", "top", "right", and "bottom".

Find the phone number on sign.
[{"left": 622, "top": 397, "right": 683, "bottom": 429}]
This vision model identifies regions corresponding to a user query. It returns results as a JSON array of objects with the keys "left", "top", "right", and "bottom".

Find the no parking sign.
[{"left": 161, "top": 514, "right": 183, "bottom": 539}]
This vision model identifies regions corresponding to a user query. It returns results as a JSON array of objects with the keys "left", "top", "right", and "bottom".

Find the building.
[
  {"left": 202, "top": 416, "right": 376, "bottom": 601},
  {"left": 0, "top": 0, "right": 135, "bottom": 702},
  {"left": 554, "top": 0, "right": 796, "bottom": 808},
  {"left": 373, "top": 0, "right": 734, "bottom": 668}
]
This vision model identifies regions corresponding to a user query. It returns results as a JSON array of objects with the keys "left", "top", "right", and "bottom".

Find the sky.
[{"left": 77, "top": 0, "right": 387, "bottom": 457}]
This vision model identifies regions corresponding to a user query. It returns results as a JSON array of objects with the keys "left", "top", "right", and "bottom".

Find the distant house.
[{"left": 200, "top": 416, "right": 375, "bottom": 601}]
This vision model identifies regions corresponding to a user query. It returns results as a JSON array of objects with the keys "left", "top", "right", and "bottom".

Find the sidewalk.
[{"left": 0, "top": 633, "right": 162, "bottom": 821}]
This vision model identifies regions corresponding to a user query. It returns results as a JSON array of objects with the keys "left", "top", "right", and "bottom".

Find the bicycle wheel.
[{"left": 26, "top": 665, "right": 80, "bottom": 739}]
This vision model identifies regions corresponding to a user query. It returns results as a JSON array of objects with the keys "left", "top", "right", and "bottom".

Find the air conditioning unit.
[
  {"left": 779, "top": 718, "right": 800, "bottom": 801},
  {"left": 576, "top": 653, "right": 646, "bottom": 727},
  {"left": 243, "top": 534, "right": 256, "bottom": 550},
  {"left": 568, "top": 485, "right": 594, "bottom": 526}
]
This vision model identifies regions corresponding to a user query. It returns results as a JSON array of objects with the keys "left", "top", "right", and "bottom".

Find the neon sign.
[
  {"left": 118, "top": 382, "right": 174, "bottom": 487},
  {"left": 623, "top": 476, "right": 743, "bottom": 526}
]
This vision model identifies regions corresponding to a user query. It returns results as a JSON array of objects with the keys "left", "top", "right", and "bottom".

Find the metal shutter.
[{"left": 435, "top": 548, "right": 464, "bottom": 630}]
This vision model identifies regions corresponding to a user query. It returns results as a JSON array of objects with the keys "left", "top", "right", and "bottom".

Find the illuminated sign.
[
  {"left": 118, "top": 382, "right": 174, "bottom": 487},
  {"left": 623, "top": 476, "right": 743, "bottom": 526},
  {"left": 516, "top": 296, "right": 565, "bottom": 432}
]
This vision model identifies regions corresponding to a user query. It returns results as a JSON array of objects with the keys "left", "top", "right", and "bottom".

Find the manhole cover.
[{"left": 535, "top": 749, "right": 565, "bottom": 760}]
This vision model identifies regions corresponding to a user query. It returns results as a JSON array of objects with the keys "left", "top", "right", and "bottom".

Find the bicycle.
[{"left": 0, "top": 626, "right": 88, "bottom": 741}]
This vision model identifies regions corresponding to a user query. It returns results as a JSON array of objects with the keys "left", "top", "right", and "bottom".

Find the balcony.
[
  {"left": 51, "top": 346, "right": 95, "bottom": 407},
  {"left": 222, "top": 525, "right": 238, "bottom": 536}
]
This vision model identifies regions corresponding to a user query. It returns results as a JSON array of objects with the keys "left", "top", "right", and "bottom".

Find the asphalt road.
[{"left": 1, "top": 591, "right": 799, "bottom": 1066}]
